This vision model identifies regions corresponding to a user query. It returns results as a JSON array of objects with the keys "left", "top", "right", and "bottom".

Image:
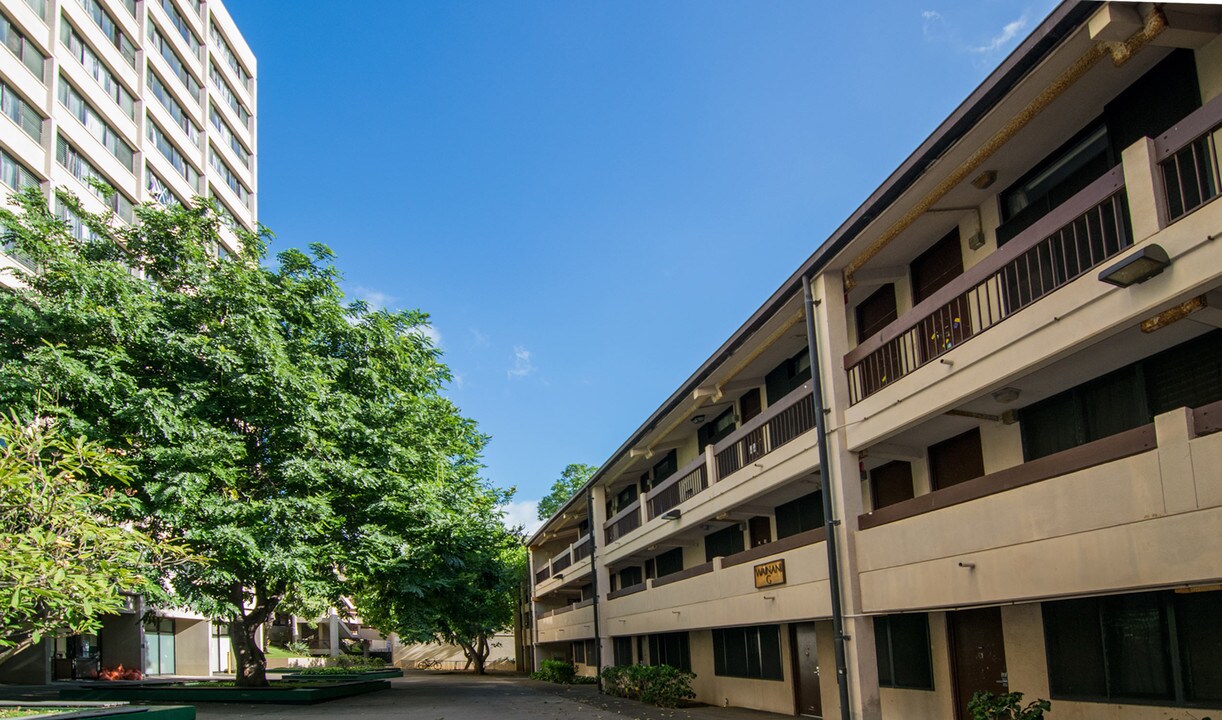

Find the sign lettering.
[{"left": 754, "top": 559, "right": 786, "bottom": 589}]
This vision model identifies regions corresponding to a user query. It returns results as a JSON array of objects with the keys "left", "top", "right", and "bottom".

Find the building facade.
[
  {"left": 0, "top": 0, "right": 254, "bottom": 683},
  {"left": 0, "top": 0, "right": 256, "bottom": 286},
  {"left": 528, "top": 3, "right": 1222, "bottom": 719}
]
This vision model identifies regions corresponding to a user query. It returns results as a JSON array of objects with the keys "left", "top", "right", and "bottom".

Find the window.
[
  {"left": 650, "top": 450, "right": 677, "bottom": 487},
  {"left": 147, "top": 119, "right": 199, "bottom": 190},
  {"left": 613, "top": 636, "right": 633, "bottom": 666},
  {"left": 870, "top": 461, "right": 914, "bottom": 510},
  {"left": 1043, "top": 589, "right": 1222, "bottom": 705},
  {"left": 1020, "top": 331, "right": 1222, "bottom": 460},
  {"left": 856, "top": 283, "right": 897, "bottom": 342},
  {"left": 143, "top": 617, "right": 176, "bottom": 675},
  {"left": 712, "top": 625, "right": 782, "bottom": 680},
  {"left": 654, "top": 548, "right": 683, "bottom": 578},
  {"left": 928, "top": 428, "right": 984, "bottom": 490},
  {"left": 209, "top": 147, "right": 250, "bottom": 205},
  {"left": 618, "top": 566, "right": 642, "bottom": 589},
  {"left": 148, "top": 24, "right": 201, "bottom": 100},
  {"left": 24, "top": 0, "right": 48, "bottom": 22},
  {"left": 210, "top": 21, "right": 252, "bottom": 90},
  {"left": 0, "top": 80, "right": 42, "bottom": 141},
  {"left": 56, "top": 201, "right": 99, "bottom": 242},
  {"left": 146, "top": 166, "right": 185, "bottom": 208},
  {"left": 0, "top": 145, "right": 38, "bottom": 192},
  {"left": 56, "top": 135, "right": 133, "bottom": 222},
  {"left": 159, "top": 0, "right": 200, "bottom": 54},
  {"left": 647, "top": 632, "right": 691, "bottom": 672},
  {"left": 210, "top": 62, "right": 250, "bottom": 127},
  {"left": 614, "top": 484, "right": 637, "bottom": 513},
  {"left": 704, "top": 524, "right": 744, "bottom": 562},
  {"left": 697, "top": 406, "right": 737, "bottom": 452},
  {"left": 874, "top": 614, "right": 934, "bottom": 690},
  {"left": 765, "top": 349, "right": 811, "bottom": 405},
  {"left": 149, "top": 69, "right": 201, "bottom": 144},
  {"left": 774, "top": 490, "right": 824, "bottom": 540},
  {"left": 61, "top": 21, "right": 134, "bottom": 118},
  {"left": 75, "top": 0, "right": 135, "bottom": 66},
  {"left": 1, "top": 12, "right": 45, "bottom": 79},
  {"left": 58, "top": 79, "right": 134, "bottom": 172},
  {"left": 911, "top": 228, "right": 963, "bottom": 304},
  {"left": 209, "top": 103, "right": 250, "bottom": 167}
]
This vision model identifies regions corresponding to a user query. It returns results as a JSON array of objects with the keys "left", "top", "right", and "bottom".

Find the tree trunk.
[
  {"left": 230, "top": 612, "right": 268, "bottom": 687},
  {"left": 0, "top": 636, "right": 36, "bottom": 668}
]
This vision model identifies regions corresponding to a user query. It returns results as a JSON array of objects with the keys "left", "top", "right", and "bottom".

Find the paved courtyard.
[{"left": 192, "top": 672, "right": 791, "bottom": 720}]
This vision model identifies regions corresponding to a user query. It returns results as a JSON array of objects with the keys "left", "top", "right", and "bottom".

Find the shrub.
[
  {"left": 285, "top": 641, "right": 311, "bottom": 656},
  {"left": 601, "top": 664, "right": 696, "bottom": 708},
  {"left": 329, "top": 655, "right": 386, "bottom": 670},
  {"left": 293, "top": 664, "right": 388, "bottom": 676},
  {"left": 968, "top": 691, "right": 1051, "bottom": 720},
  {"left": 531, "top": 659, "right": 577, "bottom": 684}
]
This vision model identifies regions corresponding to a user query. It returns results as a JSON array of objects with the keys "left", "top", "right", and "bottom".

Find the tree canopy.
[
  {"left": 537, "top": 463, "right": 598, "bottom": 520},
  {"left": 0, "top": 189, "right": 497, "bottom": 685},
  {"left": 0, "top": 412, "right": 190, "bottom": 666}
]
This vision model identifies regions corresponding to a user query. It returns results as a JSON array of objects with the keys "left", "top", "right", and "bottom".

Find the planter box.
[
  {"left": 277, "top": 669, "right": 402, "bottom": 681},
  {"left": 59, "top": 680, "right": 391, "bottom": 705},
  {"left": 0, "top": 704, "right": 194, "bottom": 720}
]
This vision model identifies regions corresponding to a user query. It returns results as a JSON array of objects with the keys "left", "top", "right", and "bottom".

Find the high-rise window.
[
  {"left": 209, "top": 63, "right": 249, "bottom": 127},
  {"left": 0, "top": 146, "right": 38, "bottom": 192},
  {"left": 58, "top": 78, "right": 134, "bottom": 172},
  {"left": 160, "top": 0, "right": 200, "bottom": 55},
  {"left": 74, "top": 0, "right": 135, "bottom": 67},
  {"left": 0, "top": 79, "right": 42, "bottom": 141},
  {"left": 208, "top": 147, "right": 249, "bottom": 206},
  {"left": 147, "top": 24, "right": 201, "bottom": 101},
  {"left": 148, "top": 69, "right": 200, "bottom": 144},
  {"left": 61, "top": 21, "right": 135, "bottom": 119},
  {"left": 1, "top": 12, "right": 46, "bottom": 80},
  {"left": 147, "top": 119, "right": 199, "bottom": 190},
  {"left": 210, "top": 21, "right": 251, "bottom": 90},
  {"left": 208, "top": 104, "right": 249, "bottom": 167},
  {"left": 146, "top": 166, "right": 186, "bottom": 207},
  {"left": 56, "top": 135, "right": 133, "bottom": 222}
]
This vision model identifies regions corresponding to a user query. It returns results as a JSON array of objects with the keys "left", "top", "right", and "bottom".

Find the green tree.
[
  {"left": 0, "top": 189, "right": 488, "bottom": 686},
  {"left": 537, "top": 463, "right": 598, "bottom": 520},
  {"left": 354, "top": 500, "right": 526, "bottom": 675},
  {"left": 0, "top": 411, "right": 190, "bottom": 666}
]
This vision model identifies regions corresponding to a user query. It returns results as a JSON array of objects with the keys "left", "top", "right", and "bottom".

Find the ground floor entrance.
[{"left": 791, "top": 622, "right": 823, "bottom": 718}]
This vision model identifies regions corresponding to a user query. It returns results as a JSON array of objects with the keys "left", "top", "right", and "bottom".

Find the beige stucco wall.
[
  {"left": 687, "top": 628, "right": 795, "bottom": 716},
  {"left": 878, "top": 612, "right": 955, "bottom": 720},
  {"left": 174, "top": 619, "right": 211, "bottom": 676},
  {"left": 536, "top": 605, "right": 595, "bottom": 644}
]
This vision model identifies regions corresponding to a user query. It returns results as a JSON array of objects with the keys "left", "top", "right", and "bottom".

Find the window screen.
[{"left": 712, "top": 625, "right": 783, "bottom": 680}]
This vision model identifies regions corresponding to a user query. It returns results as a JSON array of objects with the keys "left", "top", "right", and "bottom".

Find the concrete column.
[
  {"left": 813, "top": 271, "right": 882, "bottom": 720},
  {"left": 590, "top": 483, "right": 613, "bottom": 671},
  {"left": 1155, "top": 406, "right": 1198, "bottom": 514},
  {"left": 328, "top": 615, "right": 340, "bottom": 657},
  {"left": 1121, "top": 136, "right": 1165, "bottom": 242}
]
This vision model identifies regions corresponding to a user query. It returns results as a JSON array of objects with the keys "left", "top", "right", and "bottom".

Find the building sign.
[{"left": 754, "top": 559, "right": 786, "bottom": 589}]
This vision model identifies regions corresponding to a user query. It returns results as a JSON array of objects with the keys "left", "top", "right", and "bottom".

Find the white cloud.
[
  {"left": 507, "top": 345, "right": 535, "bottom": 379},
  {"left": 413, "top": 323, "right": 443, "bottom": 348},
  {"left": 921, "top": 9, "right": 944, "bottom": 37},
  {"left": 450, "top": 370, "right": 466, "bottom": 390},
  {"left": 470, "top": 329, "right": 490, "bottom": 348},
  {"left": 500, "top": 499, "right": 543, "bottom": 535},
  {"left": 971, "top": 14, "right": 1028, "bottom": 54},
  {"left": 351, "top": 285, "right": 396, "bottom": 311}
]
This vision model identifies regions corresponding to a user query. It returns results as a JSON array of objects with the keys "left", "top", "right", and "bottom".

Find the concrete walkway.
[{"left": 190, "top": 671, "right": 795, "bottom": 720}]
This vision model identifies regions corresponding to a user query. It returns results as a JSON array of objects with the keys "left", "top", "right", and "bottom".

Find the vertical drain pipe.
[
  {"left": 803, "top": 275, "right": 852, "bottom": 720},
  {"left": 586, "top": 489, "right": 604, "bottom": 693}
]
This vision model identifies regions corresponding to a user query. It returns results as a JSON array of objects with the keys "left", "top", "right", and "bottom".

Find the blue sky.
[{"left": 224, "top": 0, "right": 1057, "bottom": 532}]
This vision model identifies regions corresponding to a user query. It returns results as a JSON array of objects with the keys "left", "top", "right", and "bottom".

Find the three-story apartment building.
[{"left": 528, "top": 3, "right": 1222, "bottom": 719}]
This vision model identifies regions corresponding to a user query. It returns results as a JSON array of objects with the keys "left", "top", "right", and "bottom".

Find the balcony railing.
[
  {"left": 845, "top": 166, "right": 1130, "bottom": 404},
  {"left": 551, "top": 549, "right": 572, "bottom": 573},
  {"left": 715, "top": 381, "right": 816, "bottom": 477},
  {"left": 607, "top": 381, "right": 820, "bottom": 546},
  {"left": 534, "top": 533, "right": 593, "bottom": 588},
  {"left": 534, "top": 565, "right": 550, "bottom": 584},
  {"left": 1156, "top": 92, "right": 1222, "bottom": 224},
  {"left": 646, "top": 456, "right": 707, "bottom": 520},
  {"left": 603, "top": 499, "right": 641, "bottom": 544},
  {"left": 572, "top": 534, "right": 592, "bottom": 562}
]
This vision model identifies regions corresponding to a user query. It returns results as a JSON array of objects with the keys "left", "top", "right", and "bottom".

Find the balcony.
[
  {"left": 533, "top": 534, "right": 593, "bottom": 595},
  {"left": 535, "top": 599, "right": 595, "bottom": 644},
  {"left": 602, "top": 529, "right": 831, "bottom": 636},
  {"left": 846, "top": 166, "right": 1131, "bottom": 405},
  {"left": 603, "top": 381, "right": 818, "bottom": 550},
  {"left": 854, "top": 401, "right": 1222, "bottom": 613}
]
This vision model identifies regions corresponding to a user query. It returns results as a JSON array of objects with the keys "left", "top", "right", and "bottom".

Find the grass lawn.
[{"left": 0, "top": 710, "right": 64, "bottom": 719}]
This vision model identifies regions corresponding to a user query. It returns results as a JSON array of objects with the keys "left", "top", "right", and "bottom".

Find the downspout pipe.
[
  {"left": 586, "top": 489, "right": 604, "bottom": 693},
  {"left": 803, "top": 275, "right": 852, "bottom": 720}
]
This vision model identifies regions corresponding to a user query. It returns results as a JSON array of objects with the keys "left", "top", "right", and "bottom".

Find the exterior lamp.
[
  {"left": 1098, "top": 244, "right": 1171, "bottom": 287},
  {"left": 661, "top": 508, "right": 681, "bottom": 520}
]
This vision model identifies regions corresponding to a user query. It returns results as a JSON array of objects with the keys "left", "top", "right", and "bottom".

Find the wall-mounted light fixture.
[
  {"left": 690, "top": 414, "right": 706, "bottom": 425},
  {"left": 991, "top": 387, "right": 1021, "bottom": 404},
  {"left": 1098, "top": 244, "right": 1171, "bottom": 287},
  {"left": 661, "top": 508, "right": 681, "bottom": 520}
]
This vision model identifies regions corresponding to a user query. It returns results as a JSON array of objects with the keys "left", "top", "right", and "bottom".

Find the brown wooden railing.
[
  {"left": 603, "top": 499, "right": 641, "bottom": 544},
  {"left": 716, "top": 382, "right": 816, "bottom": 477},
  {"left": 551, "top": 549, "right": 572, "bottom": 573},
  {"left": 646, "top": 456, "right": 707, "bottom": 520},
  {"left": 1156, "top": 92, "right": 1222, "bottom": 224},
  {"left": 845, "top": 166, "right": 1130, "bottom": 404},
  {"left": 572, "top": 534, "right": 592, "bottom": 562},
  {"left": 534, "top": 565, "right": 550, "bottom": 584}
]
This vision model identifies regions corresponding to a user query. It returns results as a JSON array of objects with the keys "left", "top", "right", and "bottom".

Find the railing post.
[
  {"left": 704, "top": 444, "right": 717, "bottom": 484},
  {"left": 1122, "top": 136, "right": 1164, "bottom": 240}
]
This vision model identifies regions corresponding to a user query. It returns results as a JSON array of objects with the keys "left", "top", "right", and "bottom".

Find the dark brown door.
[
  {"left": 870, "top": 460, "right": 915, "bottom": 510},
  {"left": 928, "top": 428, "right": 985, "bottom": 491},
  {"left": 792, "top": 623, "right": 823, "bottom": 718},
  {"left": 749, "top": 516, "right": 772, "bottom": 548},
  {"left": 949, "top": 608, "right": 1008, "bottom": 720}
]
